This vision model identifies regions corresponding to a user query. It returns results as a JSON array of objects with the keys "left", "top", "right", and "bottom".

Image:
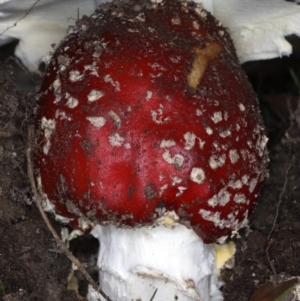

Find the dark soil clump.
[{"left": 0, "top": 62, "right": 76, "bottom": 301}]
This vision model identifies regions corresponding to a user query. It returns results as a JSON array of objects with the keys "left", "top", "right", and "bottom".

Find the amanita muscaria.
[{"left": 36, "top": 0, "right": 269, "bottom": 300}]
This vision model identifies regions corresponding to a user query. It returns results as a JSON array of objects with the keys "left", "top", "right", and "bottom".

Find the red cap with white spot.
[{"left": 36, "top": 0, "right": 268, "bottom": 245}]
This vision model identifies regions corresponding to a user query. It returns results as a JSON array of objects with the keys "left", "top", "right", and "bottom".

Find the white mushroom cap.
[
  {"left": 212, "top": 0, "right": 300, "bottom": 63},
  {"left": 1, "top": 0, "right": 300, "bottom": 70}
]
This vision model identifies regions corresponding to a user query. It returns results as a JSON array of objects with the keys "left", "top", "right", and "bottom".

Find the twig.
[
  {"left": 66, "top": 8, "right": 80, "bottom": 22},
  {"left": 0, "top": 0, "right": 41, "bottom": 37},
  {"left": 265, "top": 154, "right": 293, "bottom": 284},
  {"left": 266, "top": 239, "right": 278, "bottom": 285},
  {"left": 149, "top": 288, "right": 158, "bottom": 301},
  {"left": 26, "top": 125, "right": 112, "bottom": 301},
  {"left": 266, "top": 157, "right": 293, "bottom": 284},
  {"left": 267, "top": 158, "right": 293, "bottom": 241}
]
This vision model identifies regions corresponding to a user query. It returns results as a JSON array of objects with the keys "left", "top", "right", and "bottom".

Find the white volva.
[{"left": 88, "top": 212, "right": 223, "bottom": 301}]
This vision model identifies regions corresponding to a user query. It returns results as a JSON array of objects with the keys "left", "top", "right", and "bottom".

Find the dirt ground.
[{"left": 0, "top": 33, "right": 300, "bottom": 301}]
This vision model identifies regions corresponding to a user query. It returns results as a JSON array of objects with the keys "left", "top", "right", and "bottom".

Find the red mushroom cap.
[{"left": 36, "top": 0, "right": 268, "bottom": 243}]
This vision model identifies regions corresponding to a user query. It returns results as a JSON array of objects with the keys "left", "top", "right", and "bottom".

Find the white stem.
[{"left": 88, "top": 216, "right": 223, "bottom": 301}]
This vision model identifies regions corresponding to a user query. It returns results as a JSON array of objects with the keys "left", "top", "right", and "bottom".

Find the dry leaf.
[{"left": 249, "top": 278, "right": 299, "bottom": 301}]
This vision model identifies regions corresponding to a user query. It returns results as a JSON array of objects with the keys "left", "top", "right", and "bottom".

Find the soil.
[{"left": 0, "top": 33, "right": 300, "bottom": 301}]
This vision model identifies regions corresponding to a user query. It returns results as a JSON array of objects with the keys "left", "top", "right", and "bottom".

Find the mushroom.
[{"left": 36, "top": 0, "right": 268, "bottom": 300}]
